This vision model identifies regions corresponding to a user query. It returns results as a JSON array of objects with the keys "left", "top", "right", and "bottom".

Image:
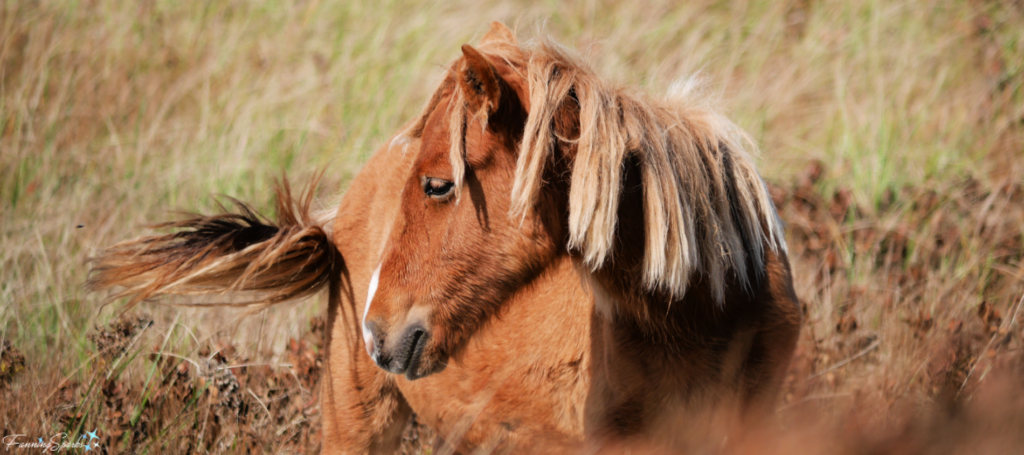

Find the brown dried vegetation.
[{"left": 3, "top": 316, "right": 326, "bottom": 453}]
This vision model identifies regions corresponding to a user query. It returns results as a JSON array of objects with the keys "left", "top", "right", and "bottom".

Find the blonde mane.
[{"left": 414, "top": 35, "right": 786, "bottom": 303}]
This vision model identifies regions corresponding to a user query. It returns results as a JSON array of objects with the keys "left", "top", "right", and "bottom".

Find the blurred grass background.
[{"left": 1, "top": 0, "right": 1022, "bottom": 452}]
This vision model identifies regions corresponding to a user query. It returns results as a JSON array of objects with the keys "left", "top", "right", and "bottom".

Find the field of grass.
[{"left": 1, "top": 0, "right": 1023, "bottom": 453}]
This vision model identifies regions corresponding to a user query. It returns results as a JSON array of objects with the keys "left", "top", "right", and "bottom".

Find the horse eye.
[{"left": 423, "top": 177, "right": 455, "bottom": 200}]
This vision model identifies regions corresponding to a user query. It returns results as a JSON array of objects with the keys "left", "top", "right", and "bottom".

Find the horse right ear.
[{"left": 459, "top": 44, "right": 502, "bottom": 117}]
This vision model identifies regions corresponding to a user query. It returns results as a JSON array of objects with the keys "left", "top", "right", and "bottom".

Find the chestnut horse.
[{"left": 90, "top": 23, "right": 800, "bottom": 453}]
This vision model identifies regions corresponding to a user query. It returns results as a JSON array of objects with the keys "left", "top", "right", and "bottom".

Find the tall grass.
[{"left": 1, "top": 0, "right": 1022, "bottom": 452}]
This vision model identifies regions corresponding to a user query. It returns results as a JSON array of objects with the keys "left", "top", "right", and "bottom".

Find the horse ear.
[
  {"left": 480, "top": 21, "right": 517, "bottom": 46},
  {"left": 459, "top": 44, "right": 502, "bottom": 116}
]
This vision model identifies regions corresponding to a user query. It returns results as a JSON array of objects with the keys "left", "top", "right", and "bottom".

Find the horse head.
[{"left": 360, "top": 24, "right": 568, "bottom": 380}]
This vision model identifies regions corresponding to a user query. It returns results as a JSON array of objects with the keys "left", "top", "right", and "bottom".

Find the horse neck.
[{"left": 583, "top": 159, "right": 752, "bottom": 350}]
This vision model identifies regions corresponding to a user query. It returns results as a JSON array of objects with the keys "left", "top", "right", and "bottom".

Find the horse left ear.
[
  {"left": 459, "top": 44, "right": 501, "bottom": 117},
  {"left": 479, "top": 21, "right": 517, "bottom": 46}
]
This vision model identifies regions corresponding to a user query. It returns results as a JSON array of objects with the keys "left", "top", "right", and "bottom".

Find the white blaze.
[{"left": 362, "top": 263, "right": 382, "bottom": 355}]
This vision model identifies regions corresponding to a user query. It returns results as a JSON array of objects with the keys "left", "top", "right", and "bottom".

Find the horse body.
[
  {"left": 323, "top": 128, "right": 798, "bottom": 452},
  {"left": 90, "top": 22, "right": 799, "bottom": 453},
  {"left": 349, "top": 22, "right": 799, "bottom": 450}
]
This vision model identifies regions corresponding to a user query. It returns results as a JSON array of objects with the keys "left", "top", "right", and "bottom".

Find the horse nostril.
[
  {"left": 402, "top": 326, "right": 429, "bottom": 377},
  {"left": 408, "top": 328, "right": 425, "bottom": 357}
]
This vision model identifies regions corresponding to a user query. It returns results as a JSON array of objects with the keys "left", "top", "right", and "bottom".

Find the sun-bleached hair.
[{"left": 414, "top": 35, "right": 786, "bottom": 303}]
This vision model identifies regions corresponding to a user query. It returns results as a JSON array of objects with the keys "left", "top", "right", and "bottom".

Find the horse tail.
[{"left": 88, "top": 177, "right": 339, "bottom": 310}]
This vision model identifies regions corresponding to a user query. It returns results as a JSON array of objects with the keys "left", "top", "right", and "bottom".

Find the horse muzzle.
[{"left": 364, "top": 320, "right": 437, "bottom": 380}]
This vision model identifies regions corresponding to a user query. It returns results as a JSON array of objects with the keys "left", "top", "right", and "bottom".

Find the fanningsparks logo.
[{"left": 3, "top": 430, "right": 101, "bottom": 452}]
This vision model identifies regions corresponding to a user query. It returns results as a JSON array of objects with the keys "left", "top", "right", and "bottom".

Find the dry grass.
[{"left": 1, "top": 0, "right": 1022, "bottom": 453}]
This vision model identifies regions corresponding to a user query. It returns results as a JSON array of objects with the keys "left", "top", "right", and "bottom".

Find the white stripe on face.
[{"left": 362, "top": 263, "right": 382, "bottom": 356}]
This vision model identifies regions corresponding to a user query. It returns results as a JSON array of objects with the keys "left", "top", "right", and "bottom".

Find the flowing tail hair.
[{"left": 88, "top": 177, "right": 339, "bottom": 310}]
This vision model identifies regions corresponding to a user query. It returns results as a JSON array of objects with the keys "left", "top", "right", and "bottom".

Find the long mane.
[{"left": 415, "top": 35, "right": 786, "bottom": 303}]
